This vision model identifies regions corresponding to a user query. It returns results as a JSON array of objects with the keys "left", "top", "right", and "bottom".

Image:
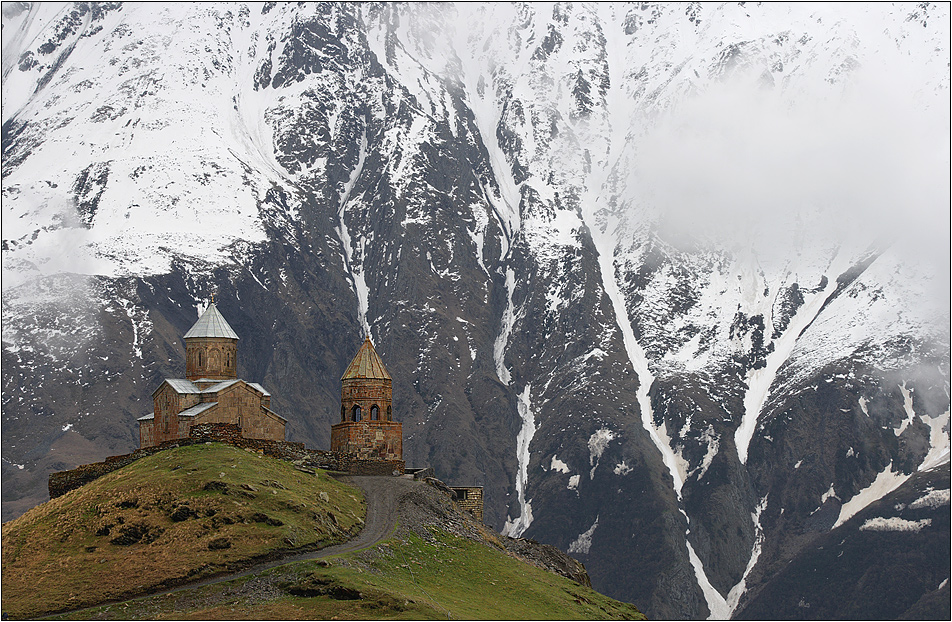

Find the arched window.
[
  {"left": 352, "top": 405, "right": 361, "bottom": 422},
  {"left": 387, "top": 406, "right": 392, "bottom": 421},
  {"left": 340, "top": 405, "right": 346, "bottom": 422},
  {"left": 197, "top": 350, "right": 204, "bottom": 367},
  {"left": 371, "top": 405, "right": 379, "bottom": 420}
]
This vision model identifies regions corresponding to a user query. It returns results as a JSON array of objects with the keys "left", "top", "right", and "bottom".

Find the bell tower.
[
  {"left": 183, "top": 301, "right": 239, "bottom": 382},
  {"left": 339, "top": 336, "right": 393, "bottom": 422},
  {"left": 331, "top": 337, "right": 402, "bottom": 462}
]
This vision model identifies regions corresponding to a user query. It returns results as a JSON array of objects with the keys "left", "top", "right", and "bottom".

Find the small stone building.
[
  {"left": 331, "top": 337, "right": 402, "bottom": 461},
  {"left": 450, "top": 487, "right": 484, "bottom": 522},
  {"left": 138, "top": 302, "right": 286, "bottom": 448}
]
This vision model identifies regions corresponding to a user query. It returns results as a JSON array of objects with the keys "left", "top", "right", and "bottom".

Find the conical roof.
[
  {"left": 183, "top": 302, "right": 239, "bottom": 340},
  {"left": 341, "top": 336, "right": 391, "bottom": 381}
]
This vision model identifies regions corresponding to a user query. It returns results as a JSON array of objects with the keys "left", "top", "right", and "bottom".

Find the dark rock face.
[
  {"left": 2, "top": 3, "right": 949, "bottom": 620},
  {"left": 735, "top": 464, "right": 950, "bottom": 621}
]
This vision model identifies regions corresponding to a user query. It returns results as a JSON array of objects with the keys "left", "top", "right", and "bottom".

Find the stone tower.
[
  {"left": 331, "top": 337, "right": 403, "bottom": 462},
  {"left": 184, "top": 301, "right": 238, "bottom": 382}
]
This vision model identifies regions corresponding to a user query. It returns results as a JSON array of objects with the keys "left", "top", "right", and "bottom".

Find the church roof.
[
  {"left": 199, "top": 379, "right": 242, "bottom": 393},
  {"left": 247, "top": 382, "right": 271, "bottom": 397},
  {"left": 341, "top": 336, "right": 391, "bottom": 381},
  {"left": 153, "top": 378, "right": 200, "bottom": 397},
  {"left": 183, "top": 302, "right": 239, "bottom": 340},
  {"left": 178, "top": 402, "right": 219, "bottom": 418}
]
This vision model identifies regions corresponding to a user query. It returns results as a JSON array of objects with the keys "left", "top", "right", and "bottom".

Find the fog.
[{"left": 631, "top": 66, "right": 950, "bottom": 285}]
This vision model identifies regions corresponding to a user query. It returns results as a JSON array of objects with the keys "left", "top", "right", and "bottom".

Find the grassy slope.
[
  {"left": 3, "top": 443, "right": 644, "bottom": 620},
  {"left": 53, "top": 529, "right": 644, "bottom": 620},
  {"left": 1, "top": 444, "right": 364, "bottom": 618}
]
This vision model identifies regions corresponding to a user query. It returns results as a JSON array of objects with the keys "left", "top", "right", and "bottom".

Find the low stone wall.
[
  {"left": 343, "top": 458, "right": 405, "bottom": 476},
  {"left": 49, "top": 445, "right": 171, "bottom": 498},
  {"left": 49, "top": 423, "right": 405, "bottom": 499},
  {"left": 408, "top": 467, "right": 435, "bottom": 480}
]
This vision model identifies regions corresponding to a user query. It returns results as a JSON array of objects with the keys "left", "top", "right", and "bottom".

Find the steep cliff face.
[{"left": 2, "top": 3, "right": 949, "bottom": 618}]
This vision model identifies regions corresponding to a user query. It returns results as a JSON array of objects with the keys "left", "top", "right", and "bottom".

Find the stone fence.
[{"left": 48, "top": 423, "right": 404, "bottom": 499}]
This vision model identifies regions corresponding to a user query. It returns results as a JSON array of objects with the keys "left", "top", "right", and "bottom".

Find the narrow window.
[
  {"left": 387, "top": 406, "right": 392, "bottom": 421},
  {"left": 352, "top": 405, "right": 361, "bottom": 422},
  {"left": 371, "top": 405, "right": 379, "bottom": 420},
  {"left": 341, "top": 405, "right": 346, "bottom": 422}
]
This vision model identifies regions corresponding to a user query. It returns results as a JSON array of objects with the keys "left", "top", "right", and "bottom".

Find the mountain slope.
[{"left": 2, "top": 2, "right": 949, "bottom": 618}]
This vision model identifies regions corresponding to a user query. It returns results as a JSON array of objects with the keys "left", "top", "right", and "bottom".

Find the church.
[
  {"left": 137, "top": 301, "right": 402, "bottom": 466},
  {"left": 138, "top": 301, "right": 286, "bottom": 447}
]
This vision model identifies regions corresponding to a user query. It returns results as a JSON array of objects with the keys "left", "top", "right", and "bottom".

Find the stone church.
[
  {"left": 138, "top": 301, "right": 286, "bottom": 447},
  {"left": 331, "top": 336, "right": 403, "bottom": 461}
]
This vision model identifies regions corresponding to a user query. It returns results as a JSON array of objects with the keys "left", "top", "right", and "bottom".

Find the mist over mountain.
[{"left": 2, "top": 3, "right": 949, "bottom": 619}]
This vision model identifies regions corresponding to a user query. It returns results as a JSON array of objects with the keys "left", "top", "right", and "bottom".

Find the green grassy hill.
[{"left": 2, "top": 444, "right": 644, "bottom": 620}]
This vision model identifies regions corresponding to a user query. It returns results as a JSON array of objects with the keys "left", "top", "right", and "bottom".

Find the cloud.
[{"left": 630, "top": 67, "right": 951, "bottom": 269}]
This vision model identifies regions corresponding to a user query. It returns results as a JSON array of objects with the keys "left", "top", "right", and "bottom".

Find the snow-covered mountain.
[{"left": 3, "top": 3, "right": 949, "bottom": 618}]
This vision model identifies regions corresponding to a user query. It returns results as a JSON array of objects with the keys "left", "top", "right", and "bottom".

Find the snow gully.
[
  {"left": 504, "top": 384, "right": 537, "bottom": 538},
  {"left": 590, "top": 221, "right": 732, "bottom": 618},
  {"left": 337, "top": 130, "right": 372, "bottom": 337}
]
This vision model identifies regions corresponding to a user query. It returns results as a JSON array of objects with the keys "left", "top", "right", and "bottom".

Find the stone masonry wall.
[
  {"left": 139, "top": 419, "right": 155, "bottom": 448},
  {"left": 193, "top": 385, "right": 285, "bottom": 442},
  {"left": 330, "top": 420, "right": 402, "bottom": 460}
]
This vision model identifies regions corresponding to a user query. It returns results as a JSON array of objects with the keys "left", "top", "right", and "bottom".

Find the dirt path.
[
  {"left": 188, "top": 475, "right": 413, "bottom": 579},
  {"left": 56, "top": 475, "right": 417, "bottom": 617}
]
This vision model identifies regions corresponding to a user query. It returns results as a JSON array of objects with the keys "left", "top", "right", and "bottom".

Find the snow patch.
[
  {"left": 896, "top": 381, "right": 916, "bottom": 436},
  {"left": 860, "top": 517, "right": 932, "bottom": 532},
  {"left": 588, "top": 428, "right": 615, "bottom": 479},
  {"left": 550, "top": 455, "right": 570, "bottom": 474},
  {"left": 588, "top": 206, "right": 688, "bottom": 496},
  {"left": 568, "top": 474, "right": 581, "bottom": 491},
  {"left": 338, "top": 129, "right": 371, "bottom": 337},
  {"left": 919, "top": 409, "right": 951, "bottom": 472},
  {"left": 736, "top": 256, "right": 847, "bottom": 464},
  {"left": 693, "top": 425, "right": 720, "bottom": 480},
  {"left": 821, "top": 484, "right": 839, "bottom": 504},
  {"left": 834, "top": 462, "right": 910, "bottom": 528},
  {"left": 568, "top": 516, "right": 599, "bottom": 555},
  {"left": 614, "top": 461, "right": 632, "bottom": 476},
  {"left": 909, "top": 489, "right": 950, "bottom": 510}
]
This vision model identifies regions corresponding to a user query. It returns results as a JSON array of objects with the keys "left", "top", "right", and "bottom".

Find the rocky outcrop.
[{"left": 502, "top": 537, "right": 592, "bottom": 588}]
